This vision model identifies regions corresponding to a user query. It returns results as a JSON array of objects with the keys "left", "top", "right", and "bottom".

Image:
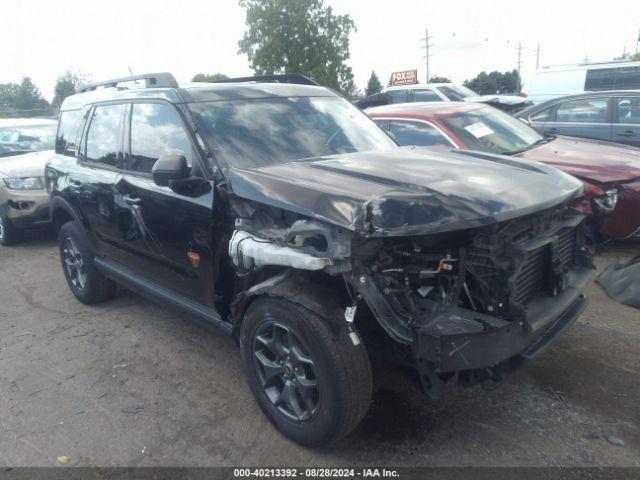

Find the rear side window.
[
  {"left": 556, "top": 98, "right": 608, "bottom": 123},
  {"left": 85, "top": 104, "right": 126, "bottom": 167},
  {"left": 55, "top": 110, "right": 83, "bottom": 156},
  {"left": 411, "top": 89, "right": 442, "bottom": 102},
  {"left": 585, "top": 69, "right": 615, "bottom": 91},
  {"left": 389, "top": 120, "right": 453, "bottom": 147},
  {"left": 616, "top": 97, "right": 640, "bottom": 125},
  {"left": 129, "top": 103, "right": 193, "bottom": 174},
  {"left": 387, "top": 90, "right": 408, "bottom": 103},
  {"left": 585, "top": 66, "right": 640, "bottom": 91}
]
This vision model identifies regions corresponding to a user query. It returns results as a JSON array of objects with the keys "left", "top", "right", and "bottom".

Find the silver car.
[{"left": 0, "top": 118, "right": 56, "bottom": 245}]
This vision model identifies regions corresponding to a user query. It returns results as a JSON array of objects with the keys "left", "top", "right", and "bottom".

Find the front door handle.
[
  {"left": 123, "top": 194, "right": 142, "bottom": 205},
  {"left": 545, "top": 127, "right": 559, "bottom": 134},
  {"left": 616, "top": 130, "right": 637, "bottom": 138}
]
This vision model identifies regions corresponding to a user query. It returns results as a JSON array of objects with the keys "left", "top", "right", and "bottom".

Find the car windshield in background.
[
  {"left": 0, "top": 124, "right": 56, "bottom": 156},
  {"left": 440, "top": 106, "right": 544, "bottom": 154},
  {"left": 190, "top": 96, "right": 397, "bottom": 169},
  {"left": 437, "top": 85, "right": 479, "bottom": 101}
]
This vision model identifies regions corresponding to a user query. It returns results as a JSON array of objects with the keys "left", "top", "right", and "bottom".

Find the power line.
[
  {"left": 516, "top": 41, "right": 524, "bottom": 91},
  {"left": 535, "top": 44, "right": 542, "bottom": 69},
  {"left": 420, "top": 29, "right": 433, "bottom": 83}
]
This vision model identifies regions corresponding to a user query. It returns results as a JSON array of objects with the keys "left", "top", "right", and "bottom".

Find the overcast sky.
[{"left": 2, "top": 0, "right": 639, "bottom": 100}]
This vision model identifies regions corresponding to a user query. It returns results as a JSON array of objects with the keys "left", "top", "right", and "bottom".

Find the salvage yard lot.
[{"left": 1, "top": 235, "right": 639, "bottom": 466}]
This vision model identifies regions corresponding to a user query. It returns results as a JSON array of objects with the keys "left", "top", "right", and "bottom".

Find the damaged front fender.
[{"left": 229, "top": 270, "right": 347, "bottom": 339}]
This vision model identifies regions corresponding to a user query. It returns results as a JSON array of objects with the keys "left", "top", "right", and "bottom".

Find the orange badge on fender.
[{"left": 187, "top": 250, "right": 201, "bottom": 268}]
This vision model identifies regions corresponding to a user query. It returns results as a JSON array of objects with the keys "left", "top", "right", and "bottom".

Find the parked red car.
[{"left": 367, "top": 102, "right": 640, "bottom": 240}]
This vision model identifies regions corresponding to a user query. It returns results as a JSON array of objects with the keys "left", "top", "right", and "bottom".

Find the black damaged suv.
[{"left": 47, "top": 73, "right": 595, "bottom": 446}]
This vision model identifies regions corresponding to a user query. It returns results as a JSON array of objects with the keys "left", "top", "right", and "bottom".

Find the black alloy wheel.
[
  {"left": 62, "top": 236, "right": 87, "bottom": 291},
  {"left": 252, "top": 320, "right": 320, "bottom": 423}
]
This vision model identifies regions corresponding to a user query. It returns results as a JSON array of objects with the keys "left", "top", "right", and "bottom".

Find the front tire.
[
  {"left": 240, "top": 297, "right": 372, "bottom": 447},
  {"left": 0, "top": 215, "right": 24, "bottom": 246},
  {"left": 58, "top": 221, "right": 116, "bottom": 304}
]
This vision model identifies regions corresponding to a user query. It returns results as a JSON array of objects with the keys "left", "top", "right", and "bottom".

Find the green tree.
[
  {"left": 464, "top": 70, "right": 520, "bottom": 95},
  {"left": 13, "top": 77, "right": 49, "bottom": 111},
  {"left": 191, "top": 73, "right": 229, "bottom": 82},
  {"left": 53, "top": 70, "right": 90, "bottom": 108},
  {"left": 0, "top": 83, "right": 20, "bottom": 108},
  {"left": 365, "top": 71, "right": 383, "bottom": 96},
  {"left": 429, "top": 76, "right": 451, "bottom": 83},
  {"left": 464, "top": 71, "right": 496, "bottom": 95},
  {"left": 238, "top": 0, "right": 356, "bottom": 94}
]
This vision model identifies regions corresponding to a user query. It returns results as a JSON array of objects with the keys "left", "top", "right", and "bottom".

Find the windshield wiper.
[{"left": 501, "top": 136, "right": 554, "bottom": 155}]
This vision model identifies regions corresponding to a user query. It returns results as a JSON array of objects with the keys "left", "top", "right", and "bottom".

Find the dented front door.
[{"left": 114, "top": 174, "right": 216, "bottom": 304}]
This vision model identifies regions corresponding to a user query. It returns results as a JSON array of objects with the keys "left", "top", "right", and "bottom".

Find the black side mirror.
[{"left": 152, "top": 154, "right": 189, "bottom": 187}]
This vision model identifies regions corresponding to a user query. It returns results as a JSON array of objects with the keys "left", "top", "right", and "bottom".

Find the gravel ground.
[{"left": 0, "top": 233, "right": 638, "bottom": 467}]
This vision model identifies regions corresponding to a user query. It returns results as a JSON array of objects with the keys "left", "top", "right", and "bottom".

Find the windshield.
[
  {"left": 0, "top": 124, "right": 56, "bottom": 156},
  {"left": 436, "top": 85, "right": 480, "bottom": 101},
  {"left": 189, "top": 96, "right": 397, "bottom": 168},
  {"left": 440, "top": 106, "right": 544, "bottom": 154}
]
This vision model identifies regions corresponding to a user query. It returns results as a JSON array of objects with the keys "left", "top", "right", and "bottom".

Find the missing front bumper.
[{"left": 411, "top": 270, "right": 591, "bottom": 399}]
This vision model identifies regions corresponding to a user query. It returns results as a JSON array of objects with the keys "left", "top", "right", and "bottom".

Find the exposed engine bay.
[{"left": 226, "top": 200, "right": 595, "bottom": 398}]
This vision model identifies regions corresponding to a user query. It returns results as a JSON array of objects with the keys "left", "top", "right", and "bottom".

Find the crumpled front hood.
[
  {"left": 227, "top": 148, "right": 582, "bottom": 237},
  {"left": 517, "top": 136, "right": 640, "bottom": 184},
  {"left": 0, "top": 150, "right": 53, "bottom": 178}
]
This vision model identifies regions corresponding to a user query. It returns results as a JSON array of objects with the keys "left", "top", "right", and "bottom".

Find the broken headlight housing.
[
  {"left": 3, "top": 177, "right": 44, "bottom": 190},
  {"left": 593, "top": 188, "right": 618, "bottom": 214}
]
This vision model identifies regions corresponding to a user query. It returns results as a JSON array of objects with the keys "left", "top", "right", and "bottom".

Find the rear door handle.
[
  {"left": 616, "top": 130, "right": 637, "bottom": 138},
  {"left": 545, "top": 127, "right": 559, "bottom": 134},
  {"left": 123, "top": 194, "right": 142, "bottom": 205}
]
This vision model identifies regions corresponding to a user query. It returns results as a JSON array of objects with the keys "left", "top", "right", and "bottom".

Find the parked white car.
[
  {"left": 522, "top": 61, "right": 640, "bottom": 104},
  {"left": 358, "top": 83, "right": 531, "bottom": 113}
]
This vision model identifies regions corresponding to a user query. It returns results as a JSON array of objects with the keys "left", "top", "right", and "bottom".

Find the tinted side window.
[
  {"left": 373, "top": 119, "right": 390, "bottom": 130},
  {"left": 436, "top": 86, "right": 466, "bottom": 101},
  {"left": 585, "top": 68, "right": 615, "bottom": 91},
  {"left": 411, "top": 89, "right": 443, "bottom": 102},
  {"left": 55, "top": 110, "right": 83, "bottom": 156},
  {"left": 389, "top": 120, "right": 452, "bottom": 147},
  {"left": 585, "top": 66, "right": 640, "bottom": 91},
  {"left": 129, "top": 103, "right": 193, "bottom": 174},
  {"left": 616, "top": 97, "right": 640, "bottom": 125},
  {"left": 556, "top": 99, "right": 608, "bottom": 123},
  {"left": 85, "top": 104, "right": 125, "bottom": 167},
  {"left": 530, "top": 106, "right": 555, "bottom": 122},
  {"left": 614, "top": 66, "right": 640, "bottom": 89},
  {"left": 387, "top": 90, "right": 408, "bottom": 103}
]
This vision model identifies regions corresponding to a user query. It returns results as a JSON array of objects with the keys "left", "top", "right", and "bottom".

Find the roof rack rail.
[
  {"left": 79, "top": 72, "right": 179, "bottom": 93},
  {"left": 212, "top": 74, "right": 319, "bottom": 86}
]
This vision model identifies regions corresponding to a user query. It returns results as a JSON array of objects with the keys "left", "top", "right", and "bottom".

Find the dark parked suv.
[{"left": 47, "top": 73, "right": 595, "bottom": 446}]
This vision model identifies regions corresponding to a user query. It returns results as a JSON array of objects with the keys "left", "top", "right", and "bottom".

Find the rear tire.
[
  {"left": 240, "top": 296, "right": 372, "bottom": 447},
  {"left": 58, "top": 221, "right": 116, "bottom": 304},
  {"left": 0, "top": 215, "right": 24, "bottom": 246}
]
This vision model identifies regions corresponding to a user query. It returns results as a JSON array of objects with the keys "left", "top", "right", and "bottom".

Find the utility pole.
[
  {"left": 636, "top": 28, "right": 640, "bottom": 55},
  {"left": 535, "top": 44, "right": 542, "bottom": 69},
  {"left": 516, "top": 41, "right": 524, "bottom": 91},
  {"left": 421, "top": 29, "right": 433, "bottom": 83},
  {"left": 583, "top": 55, "right": 590, "bottom": 64}
]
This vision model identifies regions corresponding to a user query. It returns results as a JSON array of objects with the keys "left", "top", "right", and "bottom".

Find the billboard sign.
[{"left": 390, "top": 70, "right": 418, "bottom": 86}]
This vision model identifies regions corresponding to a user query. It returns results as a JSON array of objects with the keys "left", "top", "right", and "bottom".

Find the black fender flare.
[
  {"left": 49, "top": 195, "right": 86, "bottom": 238},
  {"left": 230, "top": 270, "right": 346, "bottom": 340}
]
